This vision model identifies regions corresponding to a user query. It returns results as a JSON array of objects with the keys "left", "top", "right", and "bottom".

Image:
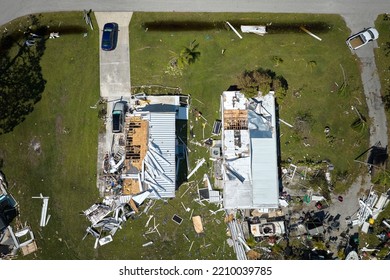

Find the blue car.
[{"left": 101, "top": 22, "right": 118, "bottom": 51}]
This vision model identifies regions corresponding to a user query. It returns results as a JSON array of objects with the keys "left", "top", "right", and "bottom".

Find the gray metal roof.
[
  {"left": 250, "top": 93, "right": 279, "bottom": 208},
  {"left": 251, "top": 137, "right": 279, "bottom": 208},
  {"left": 147, "top": 111, "right": 176, "bottom": 199},
  {"left": 140, "top": 104, "right": 177, "bottom": 113}
]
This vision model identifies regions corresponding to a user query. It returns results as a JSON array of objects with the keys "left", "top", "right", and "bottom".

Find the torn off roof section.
[
  {"left": 221, "top": 91, "right": 279, "bottom": 210},
  {"left": 135, "top": 110, "right": 176, "bottom": 199}
]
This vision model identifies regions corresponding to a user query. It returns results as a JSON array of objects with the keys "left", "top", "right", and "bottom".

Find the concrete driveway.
[
  {"left": 342, "top": 14, "right": 388, "bottom": 148},
  {"left": 95, "top": 12, "right": 133, "bottom": 187},
  {"left": 95, "top": 12, "right": 133, "bottom": 99}
]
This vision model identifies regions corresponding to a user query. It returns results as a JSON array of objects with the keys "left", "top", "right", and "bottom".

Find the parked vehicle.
[
  {"left": 112, "top": 101, "right": 126, "bottom": 133},
  {"left": 346, "top": 27, "right": 379, "bottom": 50},
  {"left": 101, "top": 22, "right": 118, "bottom": 51}
]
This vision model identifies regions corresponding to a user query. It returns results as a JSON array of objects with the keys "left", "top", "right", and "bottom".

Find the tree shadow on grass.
[
  {"left": 143, "top": 20, "right": 332, "bottom": 34},
  {"left": 0, "top": 15, "right": 88, "bottom": 135},
  {"left": 0, "top": 15, "right": 47, "bottom": 134}
]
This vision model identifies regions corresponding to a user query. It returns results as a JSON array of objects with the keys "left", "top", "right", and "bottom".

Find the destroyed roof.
[
  {"left": 221, "top": 91, "right": 279, "bottom": 209},
  {"left": 139, "top": 103, "right": 188, "bottom": 120},
  {"left": 139, "top": 104, "right": 178, "bottom": 113},
  {"left": 135, "top": 110, "right": 176, "bottom": 199}
]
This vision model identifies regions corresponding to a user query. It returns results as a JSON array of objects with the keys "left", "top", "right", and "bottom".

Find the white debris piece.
[
  {"left": 187, "top": 158, "right": 206, "bottom": 179},
  {"left": 32, "top": 194, "right": 49, "bottom": 227},
  {"left": 98, "top": 235, "right": 113, "bottom": 246},
  {"left": 49, "top": 32, "right": 60, "bottom": 39},
  {"left": 142, "top": 241, "right": 153, "bottom": 247},
  {"left": 240, "top": 25, "right": 267, "bottom": 36},
  {"left": 279, "top": 199, "right": 289, "bottom": 207},
  {"left": 226, "top": 21, "right": 242, "bottom": 39}
]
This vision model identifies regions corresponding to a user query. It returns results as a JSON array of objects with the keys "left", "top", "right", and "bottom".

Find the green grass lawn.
[
  {"left": 130, "top": 12, "right": 369, "bottom": 194},
  {"left": 0, "top": 12, "right": 101, "bottom": 259},
  {"left": 0, "top": 12, "right": 370, "bottom": 260},
  {"left": 0, "top": 12, "right": 233, "bottom": 260}
]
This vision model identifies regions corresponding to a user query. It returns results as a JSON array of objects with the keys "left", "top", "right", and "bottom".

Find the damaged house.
[
  {"left": 87, "top": 95, "right": 189, "bottom": 247},
  {"left": 0, "top": 173, "right": 18, "bottom": 233},
  {"left": 220, "top": 91, "right": 279, "bottom": 211},
  {"left": 0, "top": 172, "right": 37, "bottom": 258},
  {"left": 102, "top": 95, "right": 189, "bottom": 199}
]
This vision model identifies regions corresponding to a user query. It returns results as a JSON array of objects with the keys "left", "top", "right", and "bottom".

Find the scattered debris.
[
  {"left": 99, "top": 235, "right": 113, "bottom": 246},
  {"left": 172, "top": 214, "right": 183, "bottom": 225},
  {"left": 49, "top": 32, "right": 60, "bottom": 39},
  {"left": 83, "top": 9, "right": 94, "bottom": 30},
  {"left": 279, "top": 118, "right": 294, "bottom": 128},
  {"left": 240, "top": 25, "right": 267, "bottom": 36},
  {"left": 192, "top": 216, "right": 204, "bottom": 234},
  {"left": 212, "top": 120, "right": 222, "bottom": 135},
  {"left": 1, "top": 171, "right": 37, "bottom": 259},
  {"left": 142, "top": 241, "right": 153, "bottom": 247},
  {"left": 279, "top": 199, "right": 289, "bottom": 207},
  {"left": 181, "top": 202, "right": 190, "bottom": 212},
  {"left": 226, "top": 21, "right": 243, "bottom": 39},
  {"left": 188, "top": 241, "right": 194, "bottom": 251},
  {"left": 250, "top": 220, "right": 286, "bottom": 237},
  {"left": 187, "top": 158, "right": 206, "bottom": 179},
  {"left": 180, "top": 184, "right": 192, "bottom": 198},
  {"left": 32, "top": 194, "right": 49, "bottom": 227},
  {"left": 183, "top": 233, "right": 191, "bottom": 242},
  {"left": 358, "top": 188, "right": 389, "bottom": 232},
  {"left": 300, "top": 26, "right": 322, "bottom": 41},
  {"left": 247, "top": 249, "right": 261, "bottom": 260},
  {"left": 82, "top": 195, "right": 139, "bottom": 248},
  {"left": 285, "top": 164, "right": 297, "bottom": 181},
  {"left": 324, "top": 126, "right": 330, "bottom": 136},
  {"left": 189, "top": 208, "right": 194, "bottom": 220},
  {"left": 145, "top": 215, "right": 153, "bottom": 227}
]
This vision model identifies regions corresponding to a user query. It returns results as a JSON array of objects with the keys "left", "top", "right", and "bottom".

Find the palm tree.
[
  {"left": 166, "top": 40, "right": 201, "bottom": 76},
  {"left": 179, "top": 40, "right": 201, "bottom": 66}
]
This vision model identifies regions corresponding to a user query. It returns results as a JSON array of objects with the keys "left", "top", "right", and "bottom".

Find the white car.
[{"left": 346, "top": 27, "right": 379, "bottom": 50}]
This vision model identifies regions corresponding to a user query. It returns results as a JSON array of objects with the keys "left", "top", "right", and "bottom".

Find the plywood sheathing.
[
  {"left": 125, "top": 116, "right": 148, "bottom": 170},
  {"left": 223, "top": 110, "right": 248, "bottom": 130},
  {"left": 122, "top": 178, "right": 141, "bottom": 195},
  {"left": 21, "top": 241, "right": 38, "bottom": 256},
  {"left": 192, "top": 215, "right": 204, "bottom": 234}
]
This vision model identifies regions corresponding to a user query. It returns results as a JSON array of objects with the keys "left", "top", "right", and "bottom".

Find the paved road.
[{"left": 1, "top": 0, "right": 390, "bottom": 27}]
